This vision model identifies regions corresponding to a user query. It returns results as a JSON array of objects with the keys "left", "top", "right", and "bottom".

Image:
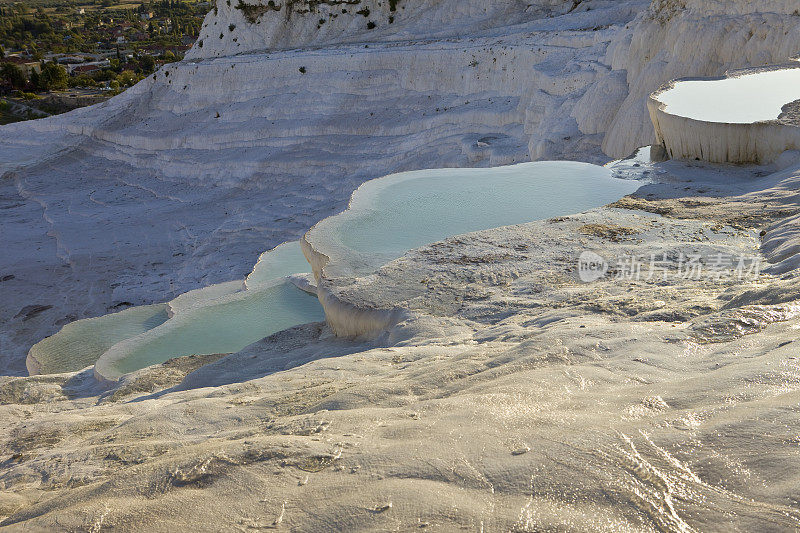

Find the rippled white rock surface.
[{"left": 5, "top": 154, "right": 800, "bottom": 530}]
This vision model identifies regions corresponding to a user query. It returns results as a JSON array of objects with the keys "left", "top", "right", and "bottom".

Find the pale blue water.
[
  {"left": 28, "top": 304, "right": 170, "bottom": 374},
  {"left": 657, "top": 68, "right": 800, "bottom": 124},
  {"left": 245, "top": 241, "right": 310, "bottom": 287},
  {"left": 96, "top": 280, "right": 324, "bottom": 378},
  {"left": 307, "top": 162, "right": 640, "bottom": 277}
]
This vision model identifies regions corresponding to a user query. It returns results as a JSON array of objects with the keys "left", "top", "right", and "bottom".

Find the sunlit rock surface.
[{"left": 5, "top": 156, "right": 800, "bottom": 529}]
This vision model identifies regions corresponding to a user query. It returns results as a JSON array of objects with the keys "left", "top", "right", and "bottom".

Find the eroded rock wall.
[
  {"left": 187, "top": 0, "right": 573, "bottom": 59},
  {"left": 602, "top": 0, "right": 800, "bottom": 157}
]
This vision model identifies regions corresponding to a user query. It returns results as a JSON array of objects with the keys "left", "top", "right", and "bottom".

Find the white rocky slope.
[
  {"left": 0, "top": 0, "right": 640, "bottom": 375},
  {"left": 188, "top": 0, "right": 579, "bottom": 58},
  {"left": 4, "top": 157, "right": 800, "bottom": 530},
  {"left": 4, "top": 0, "right": 800, "bottom": 377},
  {"left": 4, "top": 0, "right": 800, "bottom": 529}
]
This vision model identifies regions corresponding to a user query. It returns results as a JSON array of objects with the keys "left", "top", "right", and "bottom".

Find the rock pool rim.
[
  {"left": 649, "top": 62, "right": 800, "bottom": 126},
  {"left": 93, "top": 277, "right": 302, "bottom": 383},
  {"left": 96, "top": 161, "right": 638, "bottom": 381},
  {"left": 648, "top": 63, "right": 800, "bottom": 164},
  {"left": 27, "top": 303, "right": 171, "bottom": 377},
  {"left": 301, "top": 160, "right": 627, "bottom": 280}
]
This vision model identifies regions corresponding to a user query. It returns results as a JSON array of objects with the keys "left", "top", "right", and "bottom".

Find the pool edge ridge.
[
  {"left": 301, "top": 226, "right": 410, "bottom": 340},
  {"left": 25, "top": 352, "right": 43, "bottom": 377},
  {"left": 648, "top": 63, "right": 800, "bottom": 164}
]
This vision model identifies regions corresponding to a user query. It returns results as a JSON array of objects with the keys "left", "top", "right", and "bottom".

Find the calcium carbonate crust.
[
  {"left": 602, "top": 0, "right": 800, "bottom": 157},
  {"left": 648, "top": 64, "right": 800, "bottom": 164}
]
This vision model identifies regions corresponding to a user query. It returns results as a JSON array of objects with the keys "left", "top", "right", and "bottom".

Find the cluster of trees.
[
  {"left": 145, "top": 0, "right": 201, "bottom": 17},
  {"left": 0, "top": 5, "right": 61, "bottom": 55},
  {"left": 0, "top": 61, "right": 69, "bottom": 91},
  {"left": 142, "top": 1, "right": 203, "bottom": 39},
  {"left": 0, "top": 49, "right": 175, "bottom": 93},
  {"left": 68, "top": 53, "right": 174, "bottom": 90},
  {"left": 0, "top": 4, "right": 114, "bottom": 55},
  {"left": 0, "top": 0, "right": 205, "bottom": 56}
]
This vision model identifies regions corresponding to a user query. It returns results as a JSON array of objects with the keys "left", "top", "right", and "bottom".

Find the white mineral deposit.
[{"left": 3, "top": 0, "right": 800, "bottom": 530}]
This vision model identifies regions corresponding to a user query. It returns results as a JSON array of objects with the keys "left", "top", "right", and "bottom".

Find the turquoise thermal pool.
[
  {"left": 27, "top": 304, "right": 170, "bottom": 374},
  {"left": 656, "top": 68, "right": 800, "bottom": 124},
  {"left": 305, "top": 161, "right": 640, "bottom": 278},
  {"left": 32, "top": 161, "right": 639, "bottom": 381},
  {"left": 94, "top": 280, "right": 324, "bottom": 380},
  {"left": 245, "top": 241, "right": 310, "bottom": 288},
  {"left": 28, "top": 244, "right": 312, "bottom": 380}
]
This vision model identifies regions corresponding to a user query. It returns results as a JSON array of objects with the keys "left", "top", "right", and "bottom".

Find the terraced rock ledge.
[{"left": 648, "top": 64, "right": 800, "bottom": 164}]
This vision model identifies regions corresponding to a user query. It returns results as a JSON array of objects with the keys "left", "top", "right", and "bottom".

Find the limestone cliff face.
[
  {"left": 602, "top": 0, "right": 800, "bottom": 157},
  {"left": 187, "top": 0, "right": 800, "bottom": 160},
  {"left": 187, "top": 0, "right": 573, "bottom": 59}
]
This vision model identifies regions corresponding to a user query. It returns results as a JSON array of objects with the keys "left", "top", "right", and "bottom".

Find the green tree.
[
  {"left": 1, "top": 63, "right": 26, "bottom": 89},
  {"left": 38, "top": 61, "right": 68, "bottom": 91},
  {"left": 117, "top": 70, "right": 138, "bottom": 87},
  {"left": 69, "top": 75, "right": 96, "bottom": 88},
  {"left": 138, "top": 54, "right": 155, "bottom": 74}
]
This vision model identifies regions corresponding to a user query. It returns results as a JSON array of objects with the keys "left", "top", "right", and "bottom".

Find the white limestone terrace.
[
  {"left": 301, "top": 162, "right": 638, "bottom": 338},
  {"left": 3, "top": 0, "right": 800, "bottom": 377},
  {"left": 648, "top": 64, "right": 800, "bottom": 164},
  {"left": 9, "top": 156, "right": 800, "bottom": 530},
  {"left": 8, "top": 2, "right": 800, "bottom": 527},
  {"left": 602, "top": 0, "right": 800, "bottom": 158},
  {"left": 0, "top": 0, "right": 648, "bottom": 376},
  {"left": 28, "top": 161, "right": 636, "bottom": 381}
]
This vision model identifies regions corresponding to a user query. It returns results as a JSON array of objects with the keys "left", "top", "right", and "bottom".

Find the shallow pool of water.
[
  {"left": 95, "top": 280, "right": 324, "bottom": 379},
  {"left": 245, "top": 241, "right": 310, "bottom": 288},
  {"left": 656, "top": 68, "right": 800, "bottom": 124},
  {"left": 28, "top": 304, "right": 170, "bottom": 374},
  {"left": 306, "top": 161, "right": 640, "bottom": 277}
]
